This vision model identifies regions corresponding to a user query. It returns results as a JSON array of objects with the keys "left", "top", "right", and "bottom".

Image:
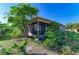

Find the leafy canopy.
[{"left": 7, "top": 4, "right": 38, "bottom": 34}]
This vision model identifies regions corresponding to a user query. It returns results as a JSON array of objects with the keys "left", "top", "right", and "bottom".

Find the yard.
[
  {"left": 0, "top": 38, "right": 58, "bottom": 55},
  {"left": 0, "top": 31, "right": 79, "bottom": 55},
  {"left": 0, "top": 39, "right": 16, "bottom": 48},
  {"left": 0, "top": 38, "right": 27, "bottom": 48}
]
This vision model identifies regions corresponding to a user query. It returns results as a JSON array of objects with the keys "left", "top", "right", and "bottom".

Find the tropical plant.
[
  {"left": 43, "top": 22, "right": 72, "bottom": 53},
  {"left": 43, "top": 23, "right": 79, "bottom": 54},
  {"left": 43, "top": 30, "right": 67, "bottom": 52},
  {"left": 7, "top": 3, "right": 38, "bottom": 37}
]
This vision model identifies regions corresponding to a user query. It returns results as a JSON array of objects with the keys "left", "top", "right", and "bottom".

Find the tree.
[
  {"left": 65, "top": 23, "right": 79, "bottom": 30},
  {"left": 7, "top": 4, "right": 38, "bottom": 37},
  {"left": 0, "top": 23, "right": 11, "bottom": 40}
]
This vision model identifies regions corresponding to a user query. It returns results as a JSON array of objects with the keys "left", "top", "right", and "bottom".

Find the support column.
[{"left": 37, "top": 21, "right": 39, "bottom": 38}]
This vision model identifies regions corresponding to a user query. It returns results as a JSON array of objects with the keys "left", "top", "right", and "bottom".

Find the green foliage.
[
  {"left": 49, "top": 22, "right": 62, "bottom": 31},
  {"left": 7, "top": 3, "right": 38, "bottom": 35},
  {"left": 43, "top": 26, "right": 79, "bottom": 54},
  {"left": 11, "top": 27, "right": 22, "bottom": 38},
  {"left": 0, "top": 39, "right": 27, "bottom": 55},
  {"left": 0, "top": 3, "right": 39, "bottom": 40},
  {"left": 43, "top": 30, "right": 67, "bottom": 52},
  {"left": 60, "top": 45, "right": 74, "bottom": 55},
  {"left": 12, "top": 40, "right": 27, "bottom": 55},
  {"left": 65, "top": 23, "right": 79, "bottom": 29},
  {"left": 43, "top": 22, "right": 66, "bottom": 50},
  {"left": 0, "top": 23, "right": 12, "bottom": 40},
  {"left": 0, "top": 48, "right": 14, "bottom": 55},
  {"left": 73, "top": 45, "right": 79, "bottom": 53},
  {"left": 43, "top": 22, "right": 79, "bottom": 54}
]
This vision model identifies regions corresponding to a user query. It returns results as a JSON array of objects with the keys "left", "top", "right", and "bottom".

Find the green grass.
[
  {"left": 0, "top": 39, "right": 16, "bottom": 48},
  {"left": 0, "top": 38, "right": 28, "bottom": 49}
]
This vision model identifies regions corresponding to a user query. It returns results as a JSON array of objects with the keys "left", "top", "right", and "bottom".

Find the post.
[{"left": 37, "top": 21, "right": 39, "bottom": 38}]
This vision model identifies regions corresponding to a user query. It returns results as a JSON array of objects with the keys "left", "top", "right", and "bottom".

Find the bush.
[
  {"left": 43, "top": 30, "right": 67, "bottom": 52},
  {"left": 12, "top": 40, "right": 27, "bottom": 55},
  {"left": 59, "top": 46, "right": 74, "bottom": 55},
  {"left": 0, "top": 48, "right": 14, "bottom": 55},
  {"left": 43, "top": 28, "right": 79, "bottom": 54},
  {"left": 72, "top": 45, "right": 79, "bottom": 53}
]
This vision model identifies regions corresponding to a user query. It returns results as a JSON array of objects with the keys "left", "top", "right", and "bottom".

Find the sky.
[{"left": 0, "top": 3, "right": 79, "bottom": 25}]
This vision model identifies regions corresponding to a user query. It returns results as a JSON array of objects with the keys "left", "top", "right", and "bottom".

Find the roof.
[
  {"left": 30, "top": 16, "right": 52, "bottom": 24},
  {"left": 29, "top": 16, "right": 64, "bottom": 27}
]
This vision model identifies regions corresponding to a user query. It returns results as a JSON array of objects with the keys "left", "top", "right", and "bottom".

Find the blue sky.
[{"left": 0, "top": 3, "right": 79, "bottom": 25}]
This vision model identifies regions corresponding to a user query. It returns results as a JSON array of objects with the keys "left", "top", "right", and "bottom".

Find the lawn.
[
  {"left": 0, "top": 38, "right": 28, "bottom": 49},
  {"left": 0, "top": 39, "right": 16, "bottom": 48}
]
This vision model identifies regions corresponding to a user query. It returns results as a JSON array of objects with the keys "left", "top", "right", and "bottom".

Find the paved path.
[{"left": 26, "top": 39, "right": 58, "bottom": 55}]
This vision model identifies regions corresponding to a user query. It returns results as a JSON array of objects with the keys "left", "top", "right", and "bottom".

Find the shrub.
[
  {"left": 0, "top": 48, "right": 14, "bottom": 55},
  {"left": 59, "top": 45, "right": 74, "bottom": 55},
  {"left": 43, "top": 30, "right": 67, "bottom": 52},
  {"left": 43, "top": 28, "right": 79, "bottom": 54},
  {"left": 12, "top": 40, "right": 27, "bottom": 55}
]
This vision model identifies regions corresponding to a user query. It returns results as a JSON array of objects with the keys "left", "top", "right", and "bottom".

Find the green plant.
[
  {"left": 7, "top": 3, "right": 38, "bottom": 35},
  {"left": 43, "top": 30, "right": 67, "bottom": 52},
  {"left": 12, "top": 40, "right": 27, "bottom": 55},
  {"left": 59, "top": 45, "right": 74, "bottom": 55},
  {"left": 0, "top": 39, "right": 27, "bottom": 55},
  {"left": 0, "top": 48, "right": 14, "bottom": 55}
]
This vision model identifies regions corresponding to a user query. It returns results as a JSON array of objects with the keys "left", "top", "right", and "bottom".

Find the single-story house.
[{"left": 27, "top": 16, "right": 65, "bottom": 41}]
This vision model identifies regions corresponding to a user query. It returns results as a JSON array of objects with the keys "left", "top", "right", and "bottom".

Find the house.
[
  {"left": 65, "top": 26, "right": 79, "bottom": 33},
  {"left": 27, "top": 16, "right": 64, "bottom": 41},
  {"left": 65, "top": 23, "right": 79, "bottom": 33},
  {"left": 66, "top": 28, "right": 79, "bottom": 33}
]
